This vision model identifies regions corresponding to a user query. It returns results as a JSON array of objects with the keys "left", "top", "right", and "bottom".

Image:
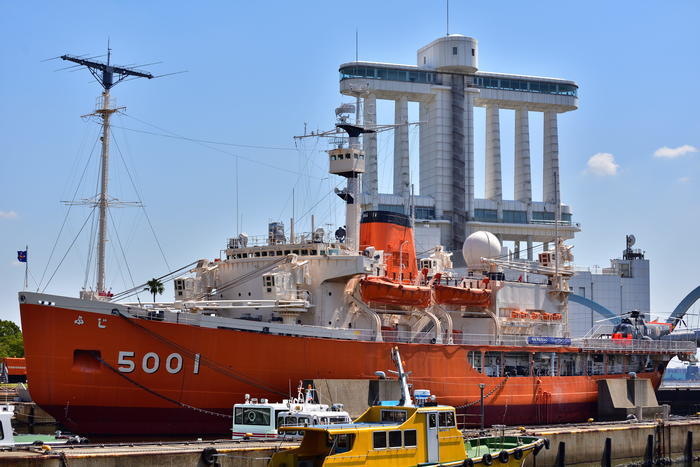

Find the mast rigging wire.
[
  {"left": 111, "top": 128, "right": 171, "bottom": 271},
  {"left": 42, "top": 207, "right": 97, "bottom": 292},
  {"left": 38, "top": 135, "right": 100, "bottom": 291},
  {"left": 115, "top": 113, "right": 323, "bottom": 179}
]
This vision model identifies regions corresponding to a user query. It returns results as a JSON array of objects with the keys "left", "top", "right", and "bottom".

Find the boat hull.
[{"left": 20, "top": 301, "right": 663, "bottom": 436}]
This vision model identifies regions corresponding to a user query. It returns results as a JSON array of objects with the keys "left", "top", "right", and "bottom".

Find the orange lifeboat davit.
[
  {"left": 360, "top": 276, "right": 431, "bottom": 308},
  {"left": 433, "top": 284, "right": 491, "bottom": 307}
]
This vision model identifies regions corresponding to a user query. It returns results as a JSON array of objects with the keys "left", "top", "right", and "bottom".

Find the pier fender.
[
  {"left": 498, "top": 450, "right": 509, "bottom": 463},
  {"left": 201, "top": 447, "right": 218, "bottom": 465},
  {"left": 482, "top": 453, "right": 493, "bottom": 465},
  {"left": 513, "top": 448, "right": 523, "bottom": 460},
  {"left": 543, "top": 438, "right": 550, "bottom": 450},
  {"left": 462, "top": 458, "right": 474, "bottom": 467}
]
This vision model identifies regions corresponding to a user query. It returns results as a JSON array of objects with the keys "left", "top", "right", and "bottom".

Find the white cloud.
[
  {"left": 678, "top": 176, "right": 690, "bottom": 183},
  {"left": 0, "top": 211, "right": 17, "bottom": 219},
  {"left": 585, "top": 153, "right": 619, "bottom": 176},
  {"left": 653, "top": 145, "right": 698, "bottom": 159}
]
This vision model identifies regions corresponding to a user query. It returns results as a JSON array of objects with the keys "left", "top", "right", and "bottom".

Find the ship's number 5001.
[{"left": 117, "top": 351, "right": 200, "bottom": 375}]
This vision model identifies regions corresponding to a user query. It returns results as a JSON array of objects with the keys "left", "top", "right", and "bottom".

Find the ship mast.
[{"left": 60, "top": 47, "right": 153, "bottom": 295}]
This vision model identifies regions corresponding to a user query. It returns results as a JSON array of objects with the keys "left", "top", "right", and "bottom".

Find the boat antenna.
[
  {"left": 59, "top": 45, "right": 154, "bottom": 295},
  {"left": 389, "top": 347, "right": 413, "bottom": 407}
]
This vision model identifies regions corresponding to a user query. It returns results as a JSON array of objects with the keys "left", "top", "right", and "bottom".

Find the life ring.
[
  {"left": 513, "top": 448, "right": 523, "bottom": 460},
  {"left": 201, "top": 447, "right": 218, "bottom": 465},
  {"left": 498, "top": 450, "right": 509, "bottom": 463},
  {"left": 462, "top": 458, "right": 474, "bottom": 467},
  {"left": 247, "top": 411, "right": 257, "bottom": 422},
  {"left": 482, "top": 453, "right": 493, "bottom": 465}
]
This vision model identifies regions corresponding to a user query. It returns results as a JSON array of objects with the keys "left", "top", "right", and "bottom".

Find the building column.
[
  {"left": 485, "top": 103, "right": 502, "bottom": 201},
  {"left": 363, "top": 93, "right": 378, "bottom": 199},
  {"left": 464, "top": 87, "right": 478, "bottom": 221},
  {"left": 393, "top": 96, "right": 410, "bottom": 199},
  {"left": 514, "top": 241, "right": 521, "bottom": 259},
  {"left": 526, "top": 235, "right": 533, "bottom": 261},
  {"left": 543, "top": 110, "right": 560, "bottom": 203},
  {"left": 514, "top": 107, "right": 532, "bottom": 204}
]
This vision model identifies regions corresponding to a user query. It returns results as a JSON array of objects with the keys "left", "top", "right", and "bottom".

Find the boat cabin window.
[
  {"left": 533, "top": 352, "right": 558, "bottom": 377},
  {"left": 428, "top": 413, "right": 437, "bottom": 428},
  {"left": 438, "top": 410, "right": 455, "bottom": 427},
  {"left": 388, "top": 430, "right": 402, "bottom": 448},
  {"left": 373, "top": 431, "right": 387, "bottom": 449},
  {"left": 234, "top": 407, "right": 271, "bottom": 426},
  {"left": 483, "top": 351, "right": 501, "bottom": 377},
  {"left": 330, "top": 434, "right": 355, "bottom": 454},
  {"left": 329, "top": 416, "right": 350, "bottom": 423},
  {"left": 560, "top": 353, "right": 585, "bottom": 376},
  {"left": 380, "top": 409, "right": 407, "bottom": 423},
  {"left": 588, "top": 354, "right": 605, "bottom": 375},
  {"left": 404, "top": 429, "right": 416, "bottom": 447},
  {"left": 503, "top": 352, "right": 530, "bottom": 377},
  {"left": 468, "top": 351, "right": 483, "bottom": 373}
]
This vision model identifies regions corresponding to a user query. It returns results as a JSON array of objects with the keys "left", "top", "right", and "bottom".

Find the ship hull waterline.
[{"left": 20, "top": 301, "right": 663, "bottom": 436}]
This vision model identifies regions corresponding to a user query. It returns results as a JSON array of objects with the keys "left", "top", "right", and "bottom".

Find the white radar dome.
[{"left": 462, "top": 231, "right": 501, "bottom": 268}]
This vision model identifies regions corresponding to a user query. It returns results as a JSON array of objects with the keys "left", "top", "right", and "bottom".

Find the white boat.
[{"left": 232, "top": 383, "right": 351, "bottom": 439}]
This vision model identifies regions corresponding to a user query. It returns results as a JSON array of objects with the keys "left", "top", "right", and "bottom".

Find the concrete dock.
[
  {"left": 2, "top": 417, "right": 699, "bottom": 466},
  {"left": 515, "top": 416, "right": 700, "bottom": 465},
  {"left": 0, "top": 439, "right": 298, "bottom": 467}
]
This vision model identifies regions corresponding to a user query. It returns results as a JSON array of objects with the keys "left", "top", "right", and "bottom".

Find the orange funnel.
[{"left": 360, "top": 211, "right": 418, "bottom": 283}]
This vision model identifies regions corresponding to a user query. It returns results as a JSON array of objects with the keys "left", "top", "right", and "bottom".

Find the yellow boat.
[{"left": 269, "top": 348, "right": 546, "bottom": 467}]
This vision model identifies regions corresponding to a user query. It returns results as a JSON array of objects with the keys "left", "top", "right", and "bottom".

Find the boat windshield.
[{"left": 234, "top": 407, "right": 271, "bottom": 426}]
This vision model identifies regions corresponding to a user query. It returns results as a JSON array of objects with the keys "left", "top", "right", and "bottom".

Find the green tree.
[
  {"left": 145, "top": 278, "right": 165, "bottom": 302},
  {"left": 0, "top": 320, "right": 24, "bottom": 358}
]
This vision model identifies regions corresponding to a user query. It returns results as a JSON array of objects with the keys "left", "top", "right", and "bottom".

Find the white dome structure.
[{"left": 462, "top": 231, "right": 502, "bottom": 269}]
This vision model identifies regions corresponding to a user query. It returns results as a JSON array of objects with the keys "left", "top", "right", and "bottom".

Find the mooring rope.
[{"left": 92, "top": 353, "right": 232, "bottom": 419}]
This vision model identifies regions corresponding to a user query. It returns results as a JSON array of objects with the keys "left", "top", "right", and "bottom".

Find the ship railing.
[
  {"left": 362, "top": 330, "right": 536, "bottom": 346},
  {"left": 227, "top": 231, "right": 338, "bottom": 249},
  {"left": 572, "top": 337, "right": 696, "bottom": 353}
]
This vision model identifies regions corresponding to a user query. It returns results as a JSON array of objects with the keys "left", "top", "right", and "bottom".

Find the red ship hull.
[{"left": 20, "top": 301, "right": 663, "bottom": 435}]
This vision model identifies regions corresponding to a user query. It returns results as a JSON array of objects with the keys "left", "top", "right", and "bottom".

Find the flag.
[{"left": 17, "top": 250, "right": 27, "bottom": 263}]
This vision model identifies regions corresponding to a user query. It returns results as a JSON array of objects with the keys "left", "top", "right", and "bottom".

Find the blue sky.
[{"left": 1, "top": 1, "right": 699, "bottom": 328}]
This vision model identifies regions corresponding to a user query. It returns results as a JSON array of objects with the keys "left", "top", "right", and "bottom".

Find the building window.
[
  {"left": 414, "top": 207, "right": 435, "bottom": 219},
  {"left": 452, "top": 47, "right": 458, "bottom": 55},
  {"left": 503, "top": 210, "right": 527, "bottom": 224},
  {"left": 474, "top": 209, "right": 498, "bottom": 222},
  {"left": 578, "top": 287, "right": 585, "bottom": 297},
  {"left": 378, "top": 204, "right": 404, "bottom": 214},
  {"left": 423, "top": 56, "right": 426, "bottom": 64},
  {"left": 471, "top": 48, "right": 475, "bottom": 56}
]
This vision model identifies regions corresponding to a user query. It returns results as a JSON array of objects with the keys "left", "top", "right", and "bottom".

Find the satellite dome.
[{"left": 462, "top": 231, "right": 501, "bottom": 268}]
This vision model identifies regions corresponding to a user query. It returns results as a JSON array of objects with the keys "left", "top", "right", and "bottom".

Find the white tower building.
[{"left": 339, "top": 34, "right": 579, "bottom": 256}]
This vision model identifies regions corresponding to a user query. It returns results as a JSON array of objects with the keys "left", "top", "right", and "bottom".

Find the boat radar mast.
[
  {"left": 59, "top": 47, "right": 153, "bottom": 298},
  {"left": 328, "top": 123, "right": 373, "bottom": 253}
]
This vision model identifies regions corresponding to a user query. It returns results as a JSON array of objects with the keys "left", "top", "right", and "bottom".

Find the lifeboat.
[
  {"left": 433, "top": 284, "right": 491, "bottom": 307},
  {"left": 360, "top": 276, "right": 431, "bottom": 308}
]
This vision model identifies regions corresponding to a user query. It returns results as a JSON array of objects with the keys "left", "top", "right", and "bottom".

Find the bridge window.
[{"left": 439, "top": 411, "right": 455, "bottom": 427}]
